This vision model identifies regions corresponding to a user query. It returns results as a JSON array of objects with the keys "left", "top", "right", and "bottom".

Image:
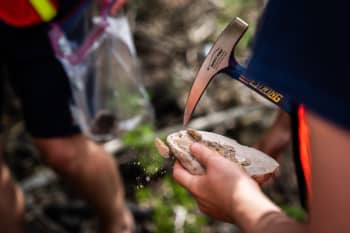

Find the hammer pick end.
[{"left": 183, "top": 17, "right": 249, "bottom": 126}]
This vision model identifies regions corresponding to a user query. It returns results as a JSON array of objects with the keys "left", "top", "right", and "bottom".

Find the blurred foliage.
[
  {"left": 122, "top": 125, "right": 208, "bottom": 232},
  {"left": 136, "top": 175, "right": 207, "bottom": 233},
  {"left": 216, "top": 0, "right": 263, "bottom": 62},
  {"left": 281, "top": 205, "right": 306, "bottom": 222},
  {"left": 122, "top": 124, "right": 165, "bottom": 175},
  {"left": 222, "top": 0, "right": 258, "bottom": 17},
  {"left": 122, "top": 124, "right": 155, "bottom": 148}
]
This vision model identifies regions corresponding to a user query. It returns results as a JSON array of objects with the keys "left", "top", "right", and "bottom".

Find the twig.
[
  {"left": 158, "top": 105, "right": 274, "bottom": 136},
  {"left": 103, "top": 105, "right": 275, "bottom": 156}
]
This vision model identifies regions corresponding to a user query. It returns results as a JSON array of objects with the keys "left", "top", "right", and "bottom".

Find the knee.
[{"left": 33, "top": 135, "right": 89, "bottom": 172}]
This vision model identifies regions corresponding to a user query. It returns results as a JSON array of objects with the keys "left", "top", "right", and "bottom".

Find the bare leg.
[
  {"left": 0, "top": 144, "right": 25, "bottom": 233},
  {"left": 33, "top": 135, "right": 134, "bottom": 233}
]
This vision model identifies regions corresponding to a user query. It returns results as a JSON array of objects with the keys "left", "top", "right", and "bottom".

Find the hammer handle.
[{"left": 224, "top": 64, "right": 292, "bottom": 113}]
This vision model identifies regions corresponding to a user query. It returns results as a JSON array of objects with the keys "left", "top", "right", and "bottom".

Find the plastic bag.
[{"left": 48, "top": 3, "right": 154, "bottom": 142}]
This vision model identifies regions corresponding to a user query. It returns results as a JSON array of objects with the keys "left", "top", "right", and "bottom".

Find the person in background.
[
  {"left": 254, "top": 110, "right": 291, "bottom": 160},
  {"left": 0, "top": 1, "right": 134, "bottom": 233},
  {"left": 173, "top": 1, "right": 350, "bottom": 233}
]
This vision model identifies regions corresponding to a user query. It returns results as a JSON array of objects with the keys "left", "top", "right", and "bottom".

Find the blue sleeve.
[{"left": 246, "top": 0, "right": 350, "bottom": 130}]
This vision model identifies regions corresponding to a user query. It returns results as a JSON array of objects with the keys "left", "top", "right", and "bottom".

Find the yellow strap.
[{"left": 29, "top": 0, "right": 57, "bottom": 22}]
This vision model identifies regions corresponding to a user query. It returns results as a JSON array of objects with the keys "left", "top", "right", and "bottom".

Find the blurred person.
[
  {"left": 173, "top": 1, "right": 350, "bottom": 233},
  {"left": 254, "top": 109, "right": 291, "bottom": 160},
  {"left": 0, "top": 1, "right": 134, "bottom": 233}
]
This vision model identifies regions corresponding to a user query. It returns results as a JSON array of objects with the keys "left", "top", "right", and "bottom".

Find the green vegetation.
[
  {"left": 136, "top": 175, "right": 208, "bottom": 233},
  {"left": 219, "top": 0, "right": 258, "bottom": 26},
  {"left": 216, "top": 0, "right": 262, "bottom": 61},
  {"left": 122, "top": 125, "right": 208, "bottom": 232},
  {"left": 122, "top": 124, "right": 164, "bottom": 175},
  {"left": 281, "top": 205, "right": 306, "bottom": 222}
]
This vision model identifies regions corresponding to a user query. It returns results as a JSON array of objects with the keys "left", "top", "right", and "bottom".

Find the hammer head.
[{"left": 183, "top": 17, "right": 248, "bottom": 125}]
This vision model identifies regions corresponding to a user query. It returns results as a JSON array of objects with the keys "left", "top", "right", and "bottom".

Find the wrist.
[{"left": 231, "top": 178, "right": 281, "bottom": 232}]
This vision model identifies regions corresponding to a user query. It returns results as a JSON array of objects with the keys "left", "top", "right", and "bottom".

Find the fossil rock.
[{"left": 155, "top": 129, "right": 279, "bottom": 184}]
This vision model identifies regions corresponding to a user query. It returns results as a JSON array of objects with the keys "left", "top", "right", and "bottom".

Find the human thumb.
[{"left": 190, "top": 142, "right": 219, "bottom": 167}]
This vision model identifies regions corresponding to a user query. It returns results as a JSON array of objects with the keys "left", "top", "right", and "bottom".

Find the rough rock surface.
[{"left": 156, "top": 129, "right": 279, "bottom": 184}]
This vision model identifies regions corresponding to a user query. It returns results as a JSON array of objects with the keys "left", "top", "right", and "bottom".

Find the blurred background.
[{"left": 1, "top": 0, "right": 304, "bottom": 232}]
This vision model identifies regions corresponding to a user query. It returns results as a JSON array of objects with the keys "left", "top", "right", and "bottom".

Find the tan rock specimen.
[{"left": 155, "top": 128, "right": 279, "bottom": 184}]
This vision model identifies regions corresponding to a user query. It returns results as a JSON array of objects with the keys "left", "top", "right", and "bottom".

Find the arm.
[
  {"left": 173, "top": 110, "right": 350, "bottom": 233},
  {"left": 307, "top": 112, "right": 350, "bottom": 233},
  {"left": 173, "top": 143, "right": 306, "bottom": 233}
]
